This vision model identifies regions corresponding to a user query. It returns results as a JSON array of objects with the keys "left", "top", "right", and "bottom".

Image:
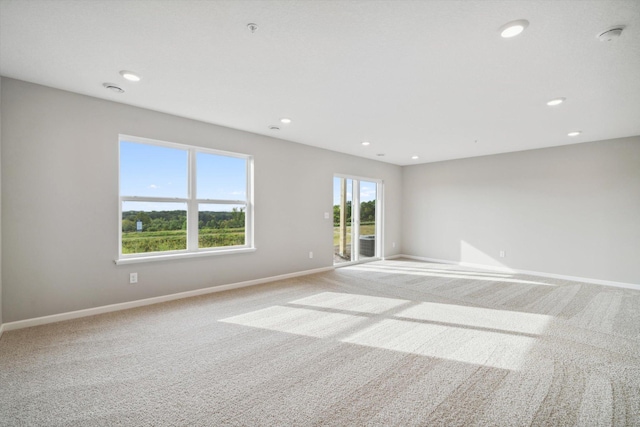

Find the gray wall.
[
  {"left": 3, "top": 76, "right": 637, "bottom": 324},
  {"left": 402, "top": 136, "right": 640, "bottom": 285},
  {"left": 0, "top": 76, "right": 3, "bottom": 326},
  {"left": 0, "top": 78, "right": 402, "bottom": 322}
]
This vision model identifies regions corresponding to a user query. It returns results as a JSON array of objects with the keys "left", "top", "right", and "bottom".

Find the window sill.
[{"left": 115, "top": 247, "right": 256, "bottom": 265}]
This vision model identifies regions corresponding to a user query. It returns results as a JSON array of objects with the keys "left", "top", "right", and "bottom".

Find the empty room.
[{"left": 1, "top": 0, "right": 639, "bottom": 425}]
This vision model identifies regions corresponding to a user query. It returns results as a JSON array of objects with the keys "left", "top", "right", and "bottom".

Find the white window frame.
[
  {"left": 333, "top": 174, "right": 384, "bottom": 265},
  {"left": 116, "top": 134, "right": 254, "bottom": 265}
]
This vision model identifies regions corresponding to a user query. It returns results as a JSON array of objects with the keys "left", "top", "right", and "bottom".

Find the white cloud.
[{"left": 149, "top": 184, "right": 159, "bottom": 189}]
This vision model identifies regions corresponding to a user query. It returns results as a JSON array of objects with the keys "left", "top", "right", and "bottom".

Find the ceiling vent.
[
  {"left": 103, "top": 83, "right": 124, "bottom": 93},
  {"left": 597, "top": 26, "right": 625, "bottom": 42}
]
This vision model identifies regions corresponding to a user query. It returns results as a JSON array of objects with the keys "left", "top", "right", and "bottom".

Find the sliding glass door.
[{"left": 333, "top": 176, "right": 381, "bottom": 264}]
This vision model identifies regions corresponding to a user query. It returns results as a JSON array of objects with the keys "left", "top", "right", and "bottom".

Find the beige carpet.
[{"left": 1, "top": 259, "right": 639, "bottom": 426}]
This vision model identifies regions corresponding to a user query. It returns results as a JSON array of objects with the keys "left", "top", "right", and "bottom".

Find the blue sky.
[
  {"left": 120, "top": 141, "right": 246, "bottom": 211},
  {"left": 121, "top": 141, "right": 377, "bottom": 212},
  {"left": 332, "top": 177, "right": 377, "bottom": 205},
  {"left": 120, "top": 142, "right": 187, "bottom": 199}
]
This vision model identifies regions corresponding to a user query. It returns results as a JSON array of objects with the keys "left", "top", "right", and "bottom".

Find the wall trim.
[
  {"left": 0, "top": 323, "right": 4, "bottom": 340},
  {"left": 2, "top": 266, "right": 335, "bottom": 332},
  {"left": 397, "top": 254, "right": 640, "bottom": 291}
]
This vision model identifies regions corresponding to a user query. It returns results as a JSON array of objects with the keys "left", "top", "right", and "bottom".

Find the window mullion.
[
  {"left": 187, "top": 148, "right": 199, "bottom": 251},
  {"left": 121, "top": 196, "right": 188, "bottom": 203},
  {"left": 353, "top": 179, "right": 361, "bottom": 260},
  {"left": 195, "top": 199, "right": 247, "bottom": 205},
  {"left": 246, "top": 157, "right": 253, "bottom": 247}
]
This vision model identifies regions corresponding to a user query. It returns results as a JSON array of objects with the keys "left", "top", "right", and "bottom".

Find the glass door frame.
[{"left": 333, "top": 174, "right": 384, "bottom": 265}]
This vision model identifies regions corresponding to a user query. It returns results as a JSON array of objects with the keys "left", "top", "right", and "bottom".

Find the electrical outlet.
[
  {"left": 392, "top": 242, "right": 396, "bottom": 248},
  {"left": 499, "top": 250, "right": 506, "bottom": 258},
  {"left": 324, "top": 212, "right": 330, "bottom": 220},
  {"left": 309, "top": 251, "right": 313, "bottom": 259},
  {"left": 130, "top": 273, "right": 138, "bottom": 284}
]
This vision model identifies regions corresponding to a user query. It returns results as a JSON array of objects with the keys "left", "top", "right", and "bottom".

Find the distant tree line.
[
  {"left": 333, "top": 200, "right": 375, "bottom": 225},
  {"left": 199, "top": 208, "right": 245, "bottom": 229},
  {"left": 122, "top": 208, "right": 245, "bottom": 232}
]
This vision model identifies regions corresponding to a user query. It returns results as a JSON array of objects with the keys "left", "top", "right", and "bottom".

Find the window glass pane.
[
  {"left": 120, "top": 141, "right": 187, "bottom": 198},
  {"left": 359, "top": 181, "right": 376, "bottom": 259},
  {"left": 122, "top": 201, "right": 187, "bottom": 254},
  {"left": 197, "top": 153, "right": 246, "bottom": 200},
  {"left": 333, "top": 177, "right": 353, "bottom": 263},
  {"left": 199, "top": 204, "right": 246, "bottom": 248},
  {"left": 360, "top": 181, "right": 376, "bottom": 237}
]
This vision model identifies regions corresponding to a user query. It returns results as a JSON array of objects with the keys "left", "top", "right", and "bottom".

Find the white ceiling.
[{"left": 1, "top": 0, "right": 639, "bottom": 165}]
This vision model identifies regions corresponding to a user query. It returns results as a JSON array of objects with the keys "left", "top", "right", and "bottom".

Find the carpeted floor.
[{"left": 1, "top": 259, "right": 639, "bottom": 426}]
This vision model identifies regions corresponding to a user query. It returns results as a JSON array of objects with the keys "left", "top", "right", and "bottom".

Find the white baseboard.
[
  {"left": 2, "top": 266, "right": 335, "bottom": 333},
  {"left": 397, "top": 254, "right": 640, "bottom": 291}
]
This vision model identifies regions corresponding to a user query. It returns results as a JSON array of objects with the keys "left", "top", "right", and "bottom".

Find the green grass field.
[
  {"left": 123, "top": 223, "right": 375, "bottom": 254},
  {"left": 122, "top": 228, "right": 245, "bottom": 254}
]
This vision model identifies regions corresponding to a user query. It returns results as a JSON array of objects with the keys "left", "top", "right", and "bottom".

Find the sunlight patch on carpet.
[
  {"left": 289, "top": 292, "right": 408, "bottom": 314},
  {"left": 346, "top": 265, "right": 556, "bottom": 286},
  {"left": 220, "top": 292, "right": 551, "bottom": 370},
  {"left": 351, "top": 263, "right": 515, "bottom": 278},
  {"left": 396, "top": 302, "right": 550, "bottom": 335},
  {"left": 220, "top": 305, "right": 365, "bottom": 338},
  {"left": 342, "top": 318, "right": 537, "bottom": 370}
]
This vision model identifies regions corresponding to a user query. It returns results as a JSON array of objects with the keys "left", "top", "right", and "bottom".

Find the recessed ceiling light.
[
  {"left": 103, "top": 83, "right": 124, "bottom": 93},
  {"left": 376, "top": 153, "right": 385, "bottom": 157},
  {"left": 411, "top": 155, "right": 419, "bottom": 160},
  {"left": 247, "top": 23, "right": 258, "bottom": 33},
  {"left": 547, "top": 97, "right": 566, "bottom": 106},
  {"left": 568, "top": 131, "right": 582, "bottom": 137},
  {"left": 280, "top": 118, "right": 292, "bottom": 124},
  {"left": 269, "top": 125, "right": 280, "bottom": 130},
  {"left": 119, "top": 70, "right": 141, "bottom": 82},
  {"left": 499, "top": 19, "right": 529, "bottom": 38},
  {"left": 361, "top": 141, "right": 370, "bottom": 146}
]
